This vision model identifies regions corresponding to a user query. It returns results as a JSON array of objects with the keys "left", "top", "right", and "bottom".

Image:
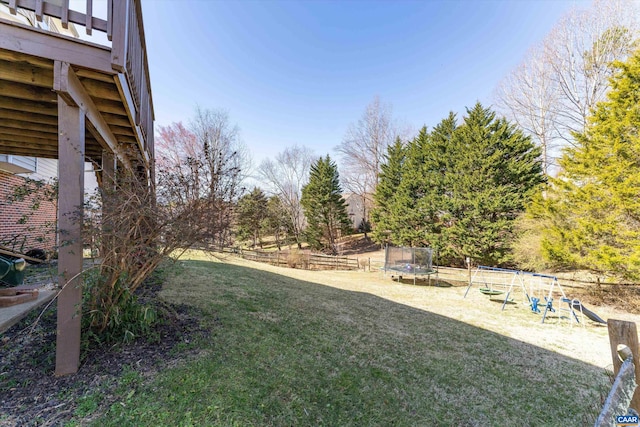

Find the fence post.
[{"left": 608, "top": 319, "right": 640, "bottom": 412}]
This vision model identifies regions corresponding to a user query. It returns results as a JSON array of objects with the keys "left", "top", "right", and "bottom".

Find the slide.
[{"left": 569, "top": 300, "right": 607, "bottom": 324}]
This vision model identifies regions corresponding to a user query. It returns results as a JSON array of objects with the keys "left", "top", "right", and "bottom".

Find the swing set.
[
  {"left": 464, "top": 266, "right": 581, "bottom": 324},
  {"left": 463, "top": 266, "right": 529, "bottom": 311}
]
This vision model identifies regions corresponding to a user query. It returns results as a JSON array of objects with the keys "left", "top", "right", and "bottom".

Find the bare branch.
[
  {"left": 258, "top": 145, "right": 314, "bottom": 248},
  {"left": 495, "top": 0, "right": 639, "bottom": 175},
  {"left": 335, "top": 96, "right": 400, "bottom": 226}
]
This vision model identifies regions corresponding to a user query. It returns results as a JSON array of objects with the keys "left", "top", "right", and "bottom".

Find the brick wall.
[{"left": 0, "top": 170, "right": 57, "bottom": 253}]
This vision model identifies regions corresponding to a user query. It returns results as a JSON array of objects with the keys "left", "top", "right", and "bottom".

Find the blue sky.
[{"left": 141, "top": 0, "right": 580, "bottom": 168}]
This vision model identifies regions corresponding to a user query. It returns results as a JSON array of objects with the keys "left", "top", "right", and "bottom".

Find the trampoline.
[{"left": 383, "top": 246, "right": 437, "bottom": 285}]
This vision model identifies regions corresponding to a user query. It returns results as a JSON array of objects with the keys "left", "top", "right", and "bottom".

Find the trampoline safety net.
[{"left": 384, "top": 246, "right": 434, "bottom": 275}]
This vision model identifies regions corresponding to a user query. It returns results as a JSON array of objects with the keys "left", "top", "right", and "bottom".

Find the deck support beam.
[
  {"left": 55, "top": 96, "right": 85, "bottom": 376},
  {"left": 53, "top": 61, "right": 132, "bottom": 172}
]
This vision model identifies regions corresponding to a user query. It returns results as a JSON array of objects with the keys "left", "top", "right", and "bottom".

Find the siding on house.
[
  {"left": 29, "top": 158, "right": 58, "bottom": 182},
  {"left": 0, "top": 155, "right": 36, "bottom": 174},
  {"left": 8, "top": 157, "right": 97, "bottom": 191},
  {"left": 0, "top": 4, "right": 79, "bottom": 37},
  {"left": 344, "top": 193, "right": 373, "bottom": 229}
]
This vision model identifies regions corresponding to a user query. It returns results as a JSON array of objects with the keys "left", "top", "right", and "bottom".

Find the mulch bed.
[{"left": 0, "top": 279, "right": 210, "bottom": 426}]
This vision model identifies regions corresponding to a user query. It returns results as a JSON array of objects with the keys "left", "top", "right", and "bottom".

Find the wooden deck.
[
  {"left": 0, "top": 0, "right": 154, "bottom": 375},
  {"left": 0, "top": 0, "right": 153, "bottom": 172}
]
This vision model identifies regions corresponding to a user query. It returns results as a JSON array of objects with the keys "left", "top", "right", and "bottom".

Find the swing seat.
[{"left": 530, "top": 297, "right": 541, "bottom": 313}]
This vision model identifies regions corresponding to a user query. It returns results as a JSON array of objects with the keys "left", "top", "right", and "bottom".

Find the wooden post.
[
  {"left": 56, "top": 97, "right": 85, "bottom": 376},
  {"left": 607, "top": 319, "right": 640, "bottom": 412},
  {"left": 110, "top": 0, "right": 130, "bottom": 72}
]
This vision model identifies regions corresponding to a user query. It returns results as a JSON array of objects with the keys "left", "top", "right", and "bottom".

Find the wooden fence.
[
  {"left": 595, "top": 319, "right": 640, "bottom": 426},
  {"left": 219, "top": 247, "right": 360, "bottom": 271}
]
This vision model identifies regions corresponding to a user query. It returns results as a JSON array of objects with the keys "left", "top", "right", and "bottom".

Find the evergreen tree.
[
  {"left": 301, "top": 155, "right": 352, "bottom": 253},
  {"left": 371, "top": 137, "right": 406, "bottom": 244},
  {"left": 236, "top": 187, "right": 268, "bottom": 248},
  {"left": 392, "top": 126, "right": 432, "bottom": 246},
  {"left": 416, "top": 113, "right": 458, "bottom": 253},
  {"left": 533, "top": 51, "right": 640, "bottom": 279},
  {"left": 377, "top": 104, "right": 543, "bottom": 266},
  {"left": 376, "top": 118, "right": 457, "bottom": 249},
  {"left": 444, "top": 103, "right": 544, "bottom": 265},
  {"left": 264, "top": 195, "right": 292, "bottom": 250}
]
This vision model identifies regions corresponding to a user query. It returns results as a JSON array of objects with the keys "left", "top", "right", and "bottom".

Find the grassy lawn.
[{"left": 90, "top": 252, "right": 609, "bottom": 426}]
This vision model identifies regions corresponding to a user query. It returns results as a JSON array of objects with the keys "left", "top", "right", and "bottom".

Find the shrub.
[
  {"left": 82, "top": 269, "right": 158, "bottom": 347},
  {"left": 510, "top": 214, "right": 555, "bottom": 272}
]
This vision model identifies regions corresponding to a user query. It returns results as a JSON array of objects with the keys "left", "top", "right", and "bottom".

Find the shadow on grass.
[
  {"left": 386, "top": 276, "right": 453, "bottom": 287},
  {"left": 106, "top": 259, "right": 611, "bottom": 427}
]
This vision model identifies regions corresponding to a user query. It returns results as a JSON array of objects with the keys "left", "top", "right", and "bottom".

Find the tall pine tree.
[
  {"left": 533, "top": 50, "right": 640, "bottom": 279},
  {"left": 391, "top": 127, "right": 431, "bottom": 246},
  {"left": 445, "top": 103, "right": 544, "bottom": 265},
  {"left": 416, "top": 113, "right": 458, "bottom": 253},
  {"left": 373, "top": 104, "right": 543, "bottom": 266},
  {"left": 371, "top": 137, "right": 406, "bottom": 244},
  {"left": 301, "top": 155, "right": 352, "bottom": 253}
]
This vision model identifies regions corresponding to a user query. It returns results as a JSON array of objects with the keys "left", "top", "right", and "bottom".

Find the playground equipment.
[
  {"left": 567, "top": 300, "right": 606, "bottom": 324},
  {"left": 464, "top": 266, "right": 530, "bottom": 311},
  {"left": 527, "top": 273, "right": 583, "bottom": 324},
  {"left": 464, "top": 266, "right": 608, "bottom": 325},
  {"left": 383, "top": 246, "right": 437, "bottom": 285}
]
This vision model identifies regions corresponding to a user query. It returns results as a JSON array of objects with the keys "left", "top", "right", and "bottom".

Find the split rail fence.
[{"left": 219, "top": 247, "right": 360, "bottom": 271}]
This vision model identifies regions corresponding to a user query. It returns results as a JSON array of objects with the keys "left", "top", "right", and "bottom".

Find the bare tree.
[
  {"left": 83, "top": 109, "right": 248, "bottom": 334},
  {"left": 495, "top": 0, "right": 639, "bottom": 175},
  {"left": 495, "top": 43, "right": 559, "bottom": 175},
  {"left": 190, "top": 107, "right": 250, "bottom": 246},
  {"left": 335, "top": 96, "right": 398, "bottom": 232},
  {"left": 545, "top": 0, "right": 638, "bottom": 141},
  {"left": 155, "top": 122, "right": 200, "bottom": 202},
  {"left": 156, "top": 107, "right": 249, "bottom": 248},
  {"left": 258, "top": 145, "right": 314, "bottom": 248}
]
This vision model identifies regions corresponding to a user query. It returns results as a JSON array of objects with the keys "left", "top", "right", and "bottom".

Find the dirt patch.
[
  {"left": 337, "top": 236, "right": 381, "bottom": 256},
  {"left": 570, "top": 283, "right": 640, "bottom": 315},
  {"left": 0, "top": 283, "right": 210, "bottom": 426}
]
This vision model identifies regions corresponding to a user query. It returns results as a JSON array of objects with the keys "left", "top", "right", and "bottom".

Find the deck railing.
[
  {"left": 2, "top": 0, "right": 154, "bottom": 161},
  {"left": 111, "top": 0, "right": 154, "bottom": 158}
]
